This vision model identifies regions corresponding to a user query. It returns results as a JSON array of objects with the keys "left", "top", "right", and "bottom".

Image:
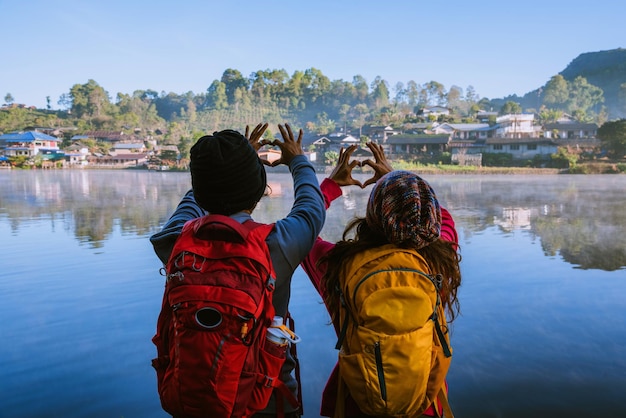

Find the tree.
[
  {"left": 220, "top": 69, "right": 249, "bottom": 105},
  {"left": 538, "top": 107, "right": 563, "bottom": 125},
  {"left": 424, "top": 81, "right": 446, "bottom": 106},
  {"left": 69, "top": 79, "right": 112, "bottom": 119},
  {"left": 500, "top": 101, "right": 522, "bottom": 115},
  {"left": 597, "top": 119, "right": 626, "bottom": 158},
  {"left": 465, "top": 85, "right": 479, "bottom": 106},
  {"left": 369, "top": 76, "right": 390, "bottom": 109},
  {"left": 311, "top": 112, "right": 336, "bottom": 134},
  {"left": 58, "top": 93, "right": 72, "bottom": 110},
  {"left": 566, "top": 76, "right": 604, "bottom": 115},
  {"left": 405, "top": 80, "right": 420, "bottom": 108},
  {"left": 302, "top": 67, "right": 331, "bottom": 107},
  {"left": 393, "top": 82, "right": 406, "bottom": 104},
  {"left": 619, "top": 83, "right": 626, "bottom": 117},
  {"left": 339, "top": 104, "right": 351, "bottom": 133},
  {"left": 353, "top": 104, "right": 369, "bottom": 138},
  {"left": 206, "top": 80, "right": 228, "bottom": 110},
  {"left": 352, "top": 75, "right": 369, "bottom": 102},
  {"left": 446, "top": 85, "right": 463, "bottom": 115},
  {"left": 4, "top": 93, "right": 14, "bottom": 105},
  {"left": 543, "top": 75, "right": 569, "bottom": 108},
  {"left": 324, "top": 150, "right": 339, "bottom": 166}
]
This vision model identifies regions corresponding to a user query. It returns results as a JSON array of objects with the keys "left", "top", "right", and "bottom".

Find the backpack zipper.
[{"left": 374, "top": 341, "right": 387, "bottom": 402}]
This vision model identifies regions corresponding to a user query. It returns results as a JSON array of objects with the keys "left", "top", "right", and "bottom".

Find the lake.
[{"left": 0, "top": 169, "right": 625, "bottom": 418}]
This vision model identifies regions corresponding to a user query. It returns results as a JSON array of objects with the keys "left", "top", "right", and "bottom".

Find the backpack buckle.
[{"left": 261, "top": 375, "right": 275, "bottom": 388}]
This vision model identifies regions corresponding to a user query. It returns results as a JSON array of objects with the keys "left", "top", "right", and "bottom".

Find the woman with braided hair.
[{"left": 302, "top": 143, "right": 462, "bottom": 418}]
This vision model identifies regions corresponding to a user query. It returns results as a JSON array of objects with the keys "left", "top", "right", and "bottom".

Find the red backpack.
[{"left": 151, "top": 214, "right": 299, "bottom": 418}]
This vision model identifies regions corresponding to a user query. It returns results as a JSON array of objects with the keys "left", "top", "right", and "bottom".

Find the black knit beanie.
[{"left": 189, "top": 129, "right": 266, "bottom": 215}]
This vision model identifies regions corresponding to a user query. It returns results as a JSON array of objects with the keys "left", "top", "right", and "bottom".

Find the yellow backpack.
[{"left": 334, "top": 244, "right": 454, "bottom": 418}]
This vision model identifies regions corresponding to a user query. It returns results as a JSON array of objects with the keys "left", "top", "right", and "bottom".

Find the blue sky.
[{"left": 2, "top": 0, "right": 624, "bottom": 109}]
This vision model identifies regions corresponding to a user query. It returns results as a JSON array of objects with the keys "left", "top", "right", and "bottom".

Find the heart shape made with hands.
[
  {"left": 355, "top": 166, "right": 380, "bottom": 189},
  {"left": 332, "top": 158, "right": 383, "bottom": 189}
]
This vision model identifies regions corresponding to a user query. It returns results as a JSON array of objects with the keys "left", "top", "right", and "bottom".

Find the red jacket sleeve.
[
  {"left": 320, "top": 178, "right": 342, "bottom": 209},
  {"left": 301, "top": 178, "right": 341, "bottom": 299},
  {"left": 440, "top": 207, "right": 459, "bottom": 250}
]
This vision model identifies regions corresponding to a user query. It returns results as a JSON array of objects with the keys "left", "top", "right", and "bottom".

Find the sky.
[{"left": 2, "top": 0, "right": 624, "bottom": 110}]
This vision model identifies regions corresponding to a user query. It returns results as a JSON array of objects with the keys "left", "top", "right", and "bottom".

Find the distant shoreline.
[{"left": 3, "top": 162, "right": 624, "bottom": 175}]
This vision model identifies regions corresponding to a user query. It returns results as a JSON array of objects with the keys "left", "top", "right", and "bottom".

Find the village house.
[
  {"left": 495, "top": 114, "right": 541, "bottom": 138},
  {"left": 484, "top": 137, "right": 558, "bottom": 160},
  {"left": 430, "top": 123, "right": 494, "bottom": 140},
  {"left": 448, "top": 138, "right": 485, "bottom": 166},
  {"left": 360, "top": 125, "right": 400, "bottom": 142},
  {"left": 475, "top": 110, "right": 498, "bottom": 123},
  {"left": 87, "top": 153, "right": 148, "bottom": 168},
  {"left": 0, "top": 131, "right": 60, "bottom": 157},
  {"left": 419, "top": 106, "right": 451, "bottom": 119},
  {"left": 543, "top": 121, "right": 598, "bottom": 139},
  {"left": 110, "top": 142, "right": 147, "bottom": 154},
  {"left": 72, "top": 131, "right": 127, "bottom": 143},
  {"left": 156, "top": 145, "right": 180, "bottom": 159},
  {"left": 302, "top": 132, "right": 360, "bottom": 155},
  {"left": 385, "top": 134, "right": 450, "bottom": 156}
]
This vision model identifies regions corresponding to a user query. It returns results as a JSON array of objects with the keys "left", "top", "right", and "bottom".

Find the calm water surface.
[{"left": 1, "top": 169, "right": 625, "bottom": 418}]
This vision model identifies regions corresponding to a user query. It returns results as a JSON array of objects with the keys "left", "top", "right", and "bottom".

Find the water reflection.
[
  {"left": 0, "top": 170, "right": 625, "bottom": 270},
  {"left": 1, "top": 169, "right": 625, "bottom": 418}
]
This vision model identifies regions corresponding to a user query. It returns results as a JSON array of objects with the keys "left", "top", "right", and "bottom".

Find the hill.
[
  {"left": 559, "top": 48, "right": 626, "bottom": 117},
  {"left": 505, "top": 48, "right": 626, "bottom": 118}
]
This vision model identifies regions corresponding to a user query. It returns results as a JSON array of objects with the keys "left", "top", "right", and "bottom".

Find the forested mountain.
[
  {"left": 502, "top": 48, "right": 626, "bottom": 119},
  {"left": 560, "top": 48, "right": 626, "bottom": 116}
]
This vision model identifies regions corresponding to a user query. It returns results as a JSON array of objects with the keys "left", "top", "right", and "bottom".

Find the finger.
[
  {"left": 255, "top": 123, "right": 268, "bottom": 139},
  {"left": 278, "top": 124, "right": 287, "bottom": 140},
  {"left": 250, "top": 124, "right": 260, "bottom": 139},
  {"left": 369, "top": 144, "right": 383, "bottom": 160},
  {"left": 338, "top": 147, "right": 350, "bottom": 163},
  {"left": 362, "top": 177, "right": 377, "bottom": 188},
  {"left": 268, "top": 139, "right": 282, "bottom": 149},
  {"left": 296, "top": 128, "right": 303, "bottom": 145},
  {"left": 361, "top": 159, "right": 374, "bottom": 169},
  {"left": 285, "top": 124, "right": 294, "bottom": 141},
  {"left": 344, "top": 144, "right": 357, "bottom": 158}
]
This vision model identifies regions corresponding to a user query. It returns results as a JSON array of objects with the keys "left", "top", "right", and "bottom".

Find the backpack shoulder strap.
[
  {"left": 190, "top": 214, "right": 274, "bottom": 243},
  {"left": 436, "top": 386, "right": 455, "bottom": 418}
]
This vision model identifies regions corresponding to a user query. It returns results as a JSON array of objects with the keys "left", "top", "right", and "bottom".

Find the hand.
[
  {"left": 361, "top": 142, "right": 393, "bottom": 187},
  {"left": 329, "top": 145, "right": 363, "bottom": 188},
  {"left": 264, "top": 123, "right": 304, "bottom": 167},
  {"left": 245, "top": 123, "right": 269, "bottom": 152}
]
